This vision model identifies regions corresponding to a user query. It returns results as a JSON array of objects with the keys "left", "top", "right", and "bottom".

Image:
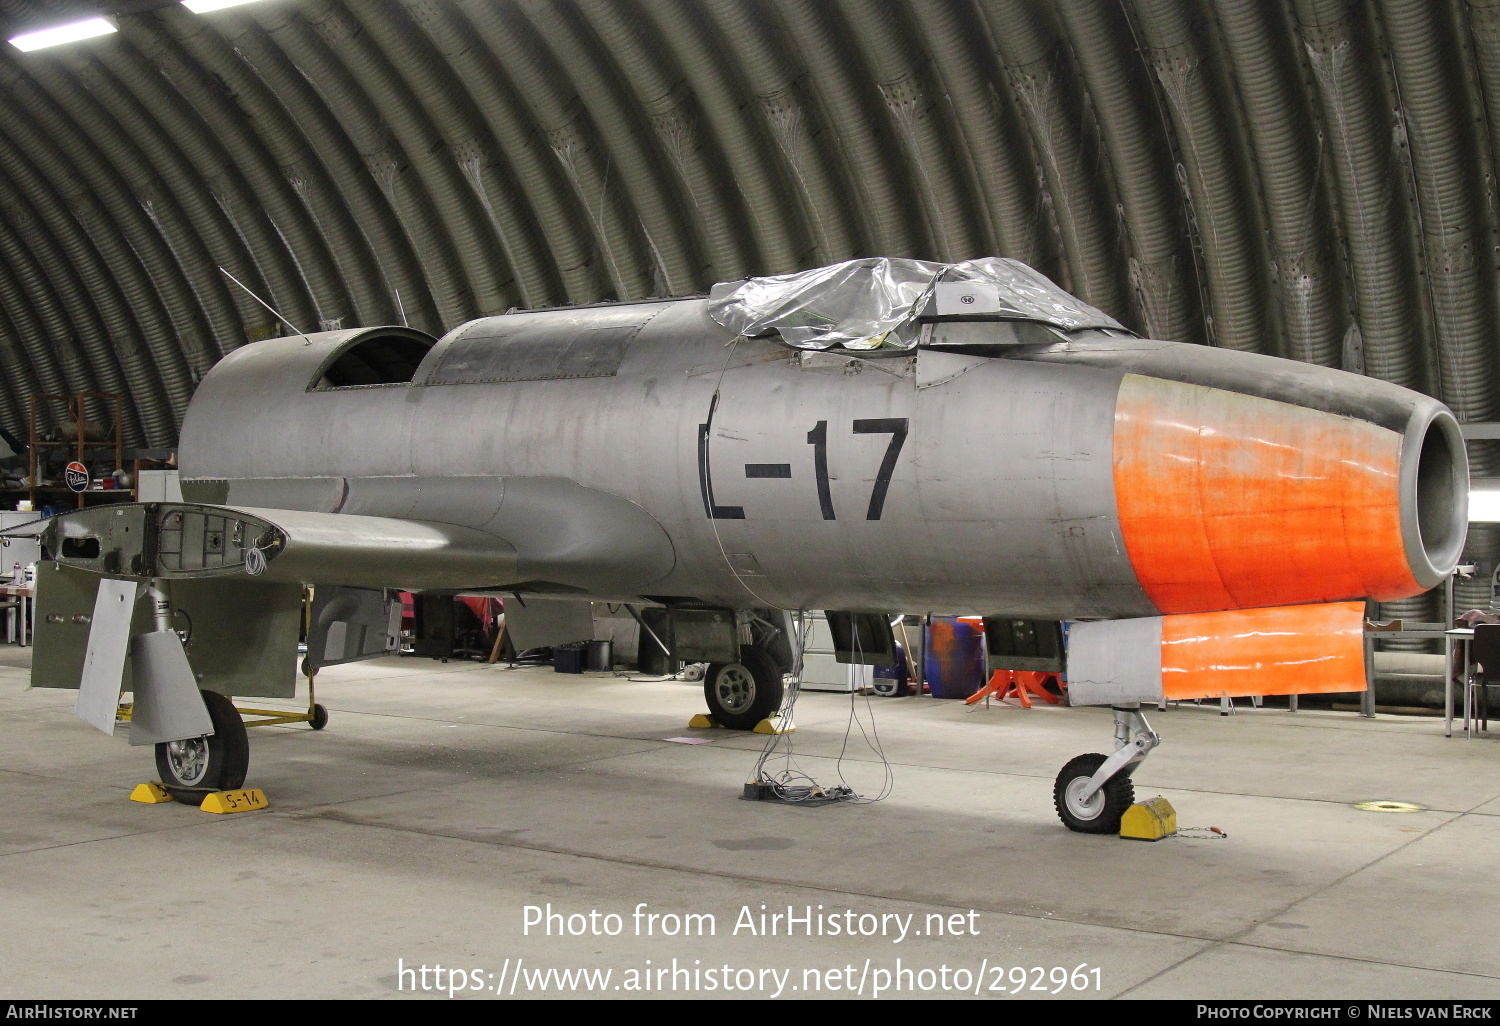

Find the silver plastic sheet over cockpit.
[{"left": 706, "top": 256, "right": 1127, "bottom": 351}]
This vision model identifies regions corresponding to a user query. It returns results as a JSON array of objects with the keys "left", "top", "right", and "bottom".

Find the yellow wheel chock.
[
  {"left": 688, "top": 712, "right": 794, "bottom": 734},
  {"left": 1120, "top": 796, "right": 1178, "bottom": 841}
]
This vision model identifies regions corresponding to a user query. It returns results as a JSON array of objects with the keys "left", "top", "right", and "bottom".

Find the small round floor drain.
[{"left": 1354, "top": 800, "right": 1425, "bottom": 813}]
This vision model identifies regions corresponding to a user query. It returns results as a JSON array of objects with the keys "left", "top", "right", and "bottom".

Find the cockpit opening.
[{"left": 313, "top": 329, "right": 435, "bottom": 389}]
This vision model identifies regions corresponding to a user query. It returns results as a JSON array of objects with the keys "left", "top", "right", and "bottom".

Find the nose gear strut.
[{"left": 1053, "top": 705, "right": 1162, "bottom": 833}]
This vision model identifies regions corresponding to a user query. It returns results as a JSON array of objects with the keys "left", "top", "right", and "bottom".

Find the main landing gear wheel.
[
  {"left": 703, "top": 646, "right": 784, "bottom": 731},
  {"left": 154, "top": 690, "right": 250, "bottom": 803},
  {"left": 1054, "top": 753, "right": 1135, "bottom": 834}
]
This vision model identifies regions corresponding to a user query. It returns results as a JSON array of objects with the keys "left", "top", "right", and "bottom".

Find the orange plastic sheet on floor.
[{"left": 965, "top": 670, "right": 1063, "bottom": 708}]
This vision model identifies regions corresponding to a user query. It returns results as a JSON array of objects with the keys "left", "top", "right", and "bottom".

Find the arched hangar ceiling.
[{"left": 1, "top": 0, "right": 1499, "bottom": 486}]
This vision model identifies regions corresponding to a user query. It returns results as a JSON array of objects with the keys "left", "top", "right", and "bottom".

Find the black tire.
[
  {"left": 1053, "top": 753, "right": 1135, "bottom": 834},
  {"left": 154, "top": 690, "right": 250, "bottom": 802},
  {"left": 309, "top": 703, "right": 329, "bottom": 731},
  {"left": 703, "top": 646, "right": 784, "bottom": 730}
]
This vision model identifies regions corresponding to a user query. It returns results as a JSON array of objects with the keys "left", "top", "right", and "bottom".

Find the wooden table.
[{"left": 0, "top": 581, "right": 33, "bottom": 646}]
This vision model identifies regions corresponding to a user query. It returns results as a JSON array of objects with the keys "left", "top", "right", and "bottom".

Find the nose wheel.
[
  {"left": 1054, "top": 706, "right": 1160, "bottom": 833},
  {"left": 153, "top": 689, "right": 250, "bottom": 803},
  {"left": 1054, "top": 753, "right": 1136, "bottom": 833}
]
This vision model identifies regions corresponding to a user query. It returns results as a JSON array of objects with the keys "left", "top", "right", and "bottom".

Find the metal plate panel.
[
  {"left": 669, "top": 609, "right": 739, "bottom": 663},
  {"left": 169, "top": 578, "right": 302, "bottom": 698},
  {"left": 306, "top": 586, "right": 396, "bottom": 670},
  {"left": 983, "top": 617, "right": 1066, "bottom": 672},
  {"left": 32, "top": 563, "right": 153, "bottom": 689},
  {"left": 1017, "top": 337, "right": 1428, "bottom": 434},
  {"left": 427, "top": 315, "right": 648, "bottom": 385},
  {"left": 179, "top": 510, "right": 206, "bottom": 571},
  {"left": 699, "top": 345, "right": 1152, "bottom": 617},
  {"left": 128, "top": 630, "right": 214, "bottom": 745},
  {"left": 915, "top": 349, "right": 990, "bottom": 388},
  {"left": 503, "top": 597, "right": 594, "bottom": 653},
  {"left": 225, "top": 478, "right": 346, "bottom": 513},
  {"left": 1065, "top": 617, "right": 1164, "bottom": 706},
  {"left": 0, "top": 532, "right": 39, "bottom": 572},
  {"left": 46, "top": 505, "right": 149, "bottom": 577},
  {"left": 824, "top": 610, "right": 897, "bottom": 665},
  {"left": 73, "top": 578, "right": 139, "bottom": 734}
]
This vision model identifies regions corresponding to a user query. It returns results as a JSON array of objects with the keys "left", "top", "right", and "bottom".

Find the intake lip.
[{"left": 1400, "top": 405, "right": 1467, "bottom": 589}]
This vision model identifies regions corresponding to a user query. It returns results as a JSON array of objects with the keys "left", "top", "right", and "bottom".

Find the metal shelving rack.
[{"left": 20, "top": 392, "right": 131, "bottom": 510}]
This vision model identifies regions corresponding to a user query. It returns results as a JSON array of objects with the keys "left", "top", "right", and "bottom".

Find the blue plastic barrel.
[{"left": 923, "top": 617, "right": 986, "bottom": 699}]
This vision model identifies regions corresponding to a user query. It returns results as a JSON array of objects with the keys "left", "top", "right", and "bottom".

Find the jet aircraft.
[{"left": 12, "top": 258, "right": 1467, "bottom": 833}]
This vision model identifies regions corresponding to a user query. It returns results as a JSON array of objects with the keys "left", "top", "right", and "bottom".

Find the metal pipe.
[
  {"left": 46, "top": 48, "right": 275, "bottom": 349},
  {"left": 838, "top": 0, "right": 981, "bottom": 263},
  {"left": 172, "top": 7, "right": 395, "bottom": 328},
  {"left": 980, "top": 0, "right": 1125, "bottom": 314},
  {"left": 214, "top": 17, "right": 406, "bottom": 326},
  {"left": 297, "top": 0, "right": 508, "bottom": 317},
  {"left": 400, "top": 0, "right": 606, "bottom": 305},
  {"left": 1292, "top": 0, "right": 1424, "bottom": 390},
  {"left": 92, "top": 31, "right": 323, "bottom": 340},
  {"left": 124, "top": 10, "right": 355, "bottom": 331},
  {"left": 0, "top": 129, "right": 177, "bottom": 443},
  {"left": 1379, "top": 0, "right": 1498, "bottom": 430},
  {"left": 146, "top": 580, "right": 173, "bottom": 634},
  {"left": 1129, "top": 0, "right": 1269, "bottom": 353},
  {"left": 459, "top": 0, "right": 653, "bottom": 300},
  {"left": 770, "top": 0, "right": 918, "bottom": 256},
  {"left": 911, "top": 0, "right": 1046, "bottom": 268},
  {"left": 0, "top": 208, "right": 124, "bottom": 441},
  {"left": 1215, "top": 1, "right": 1342, "bottom": 366},
  {"left": 576, "top": 0, "right": 752, "bottom": 282},
  {"left": 1054, "top": 0, "right": 1201, "bottom": 342},
  {"left": 350, "top": 2, "right": 555, "bottom": 310},
  {"left": 640, "top": 0, "right": 807, "bottom": 273},
  {"left": 701, "top": 0, "right": 860, "bottom": 264},
  {"left": 252, "top": 6, "right": 460, "bottom": 331},
  {"left": 0, "top": 54, "right": 221, "bottom": 395},
  {"left": 512, "top": 0, "right": 700, "bottom": 296}
]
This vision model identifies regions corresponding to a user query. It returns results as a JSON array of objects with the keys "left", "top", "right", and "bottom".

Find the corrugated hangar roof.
[{"left": 0, "top": 0, "right": 1496, "bottom": 470}]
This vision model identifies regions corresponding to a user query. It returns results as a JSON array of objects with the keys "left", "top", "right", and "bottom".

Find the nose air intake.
[
  {"left": 1408, "top": 407, "right": 1467, "bottom": 587},
  {"left": 1112, "top": 373, "right": 1467, "bottom": 615}
]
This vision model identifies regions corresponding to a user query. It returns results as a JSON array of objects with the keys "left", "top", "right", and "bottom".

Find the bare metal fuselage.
[{"left": 177, "top": 298, "right": 1464, "bottom": 619}]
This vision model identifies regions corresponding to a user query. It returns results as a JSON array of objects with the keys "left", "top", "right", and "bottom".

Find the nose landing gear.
[{"left": 1053, "top": 705, "right": 1161, "bottom": 833}]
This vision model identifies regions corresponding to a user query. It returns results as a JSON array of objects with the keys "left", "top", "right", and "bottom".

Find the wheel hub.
[
  {"left": 1064, "top": 775, "right": 1105, "bottom": 821},
  {"left": 165, "top": 737, "right": 210, "bottom": 787},
  {"left": 713, "top": 664, "right": 757, "bottom": 714}
]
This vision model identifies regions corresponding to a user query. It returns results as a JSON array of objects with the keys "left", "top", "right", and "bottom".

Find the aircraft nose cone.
[{"left": 1112, "top": 373, "right": 1467, "bottom": 614}]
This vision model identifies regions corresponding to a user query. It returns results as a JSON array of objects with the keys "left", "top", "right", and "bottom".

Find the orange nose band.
[{"left": 1113, "top": 374, "right": 1421, "bottom": 614}]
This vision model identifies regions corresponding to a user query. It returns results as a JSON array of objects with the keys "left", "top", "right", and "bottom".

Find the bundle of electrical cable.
[{"left": 745, "top": 613, "right": 895, "bottom": 806}]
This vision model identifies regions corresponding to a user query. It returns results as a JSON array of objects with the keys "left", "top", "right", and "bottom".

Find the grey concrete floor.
[{"left": 1, "top": 645, "right": 1498, "bottom": 1001}]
